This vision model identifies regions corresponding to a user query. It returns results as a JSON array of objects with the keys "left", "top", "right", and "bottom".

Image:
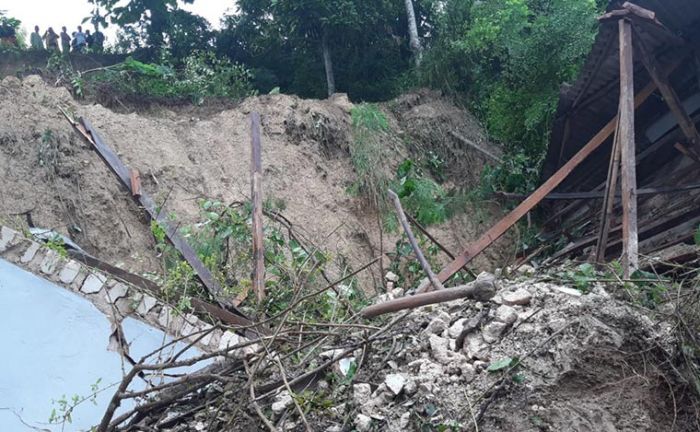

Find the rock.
[
  {"left": 271, "top": 391, "right": 293, "bottom": 415},
  {"left": 494, "top": 305, "right": 518, "bottom": 324},
  {"left": 385, "top": 271, "right": 399, "bottom": 282},
  {"left": 399, "top": 411, "right": 411, "bottom": 428},
  {"left": 404, "top": 378, "right": 417, "bottom": 395},
  {"left": 387, "top": 281, "right": 395, "bottom": 291},
  {"left": 20, "top": 242, "right": 40, "bottom": 263},
  {"left": 107, "top": 283, "right": 129, "bottom": 303},
  {"left": 58, "top": 260, "right": 81, "bottom": 284},
  {"left": 137, "top": 295, "right": 158, "bottom": 314},
  {"left": 502, "top": 288, "right": 532, "bottom": 306},
  {"left": 460, "top": 362, "right": 476, "bottom": 383},
  {"left": 425, "top": 317, "right": 448, "bottom": 335},
  {"left": 448, "top": 318, "right": 467, "bottom": 338},
  {"left": 354, "top": 414, "right": 372, "bottom": 432},
  {"left": 482, "top": 321, "right": 507, "bottom": 343},
  {"left": 81, "top": 273, "right": 106, "bottom": 294},
  {"left": 418, "top": 359, "right": 444, "bottom": 382},
  {"left": 40, "top": 250, "right": 61, "bottom": 275},
  {"left": 353, "top": 383, "right": 372, "bottom": 406},
  {"left": 0, "top": 226, "right": 17, "bottom": 252},
  {"left": 551, "top": 286, "right": 583, "bottom": 297},
  {"left": 464, "top": 334, "right": 490, "bottom": 360},
  {"left": 517, "top": 264, "right": 536, "bottom": 275},
  {"left": 391, "top": 287, "right": 405, "bottom": 297},
  {"left": 384, "top": 373, "right": 406, "bottom": 396}
]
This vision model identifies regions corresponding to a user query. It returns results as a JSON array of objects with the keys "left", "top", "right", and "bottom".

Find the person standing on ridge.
[
  {"left": 92, "top": 28, "right": 104, "bottom": 52},
  {"left": 44, "top": 27, "right": 59, "bottom": 52},
  {"left": 74, "top": 26, "right": 87, "bottom": 53},
  {"left": 85, "top": 29, "right": 94, "bottom": 51},
  {"left": 60, "top": 26, "right": 71, "bottom": 54},
  {"left": 30, "top": 26, "right": 44, "bottom": 50}
]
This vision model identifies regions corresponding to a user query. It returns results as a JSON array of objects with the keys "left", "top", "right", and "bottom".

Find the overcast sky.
[{"left": 0, "top": 0, "right": 234, "bottom": 43}]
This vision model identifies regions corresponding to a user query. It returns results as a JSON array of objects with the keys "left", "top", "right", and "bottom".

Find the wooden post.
[
  {"left": 250, "top": 112, "right": 266, "bottom": 303},
  {"left": 595, "top": 115, "right": 622, "bottom": 263},
  {"left": 388, "top": 190, "right": 444, "bottom": 292},
  {"left": 129, "top": 168, "right": 142, "bottom": 198},
  {"left": 618, "top": 19, "right": 638, "bottom": 277},
  {"left": 635, "top": 28, "right": 700, "bottom": 153}
]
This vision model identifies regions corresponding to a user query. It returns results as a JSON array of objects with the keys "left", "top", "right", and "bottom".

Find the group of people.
[{"left": 30, "top": 25, "right": 104, "bottom": 54}]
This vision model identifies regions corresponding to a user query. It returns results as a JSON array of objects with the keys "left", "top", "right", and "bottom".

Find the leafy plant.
[{"left": 393, "top": 159, "right": 449, "bottom": 226}]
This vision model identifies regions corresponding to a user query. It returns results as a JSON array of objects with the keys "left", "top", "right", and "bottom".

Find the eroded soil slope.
[{"left": 0, "top": 75, "right": 508, "bottom": 287}]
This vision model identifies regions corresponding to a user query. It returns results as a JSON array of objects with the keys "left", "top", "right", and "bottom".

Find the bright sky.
[{"left": 0, "top": 0, "right": 235, "bottom": 44}]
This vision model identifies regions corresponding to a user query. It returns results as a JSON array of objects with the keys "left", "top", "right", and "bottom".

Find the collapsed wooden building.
[{"left": 531, "top": 0, "right": 700, "bottom": 274}]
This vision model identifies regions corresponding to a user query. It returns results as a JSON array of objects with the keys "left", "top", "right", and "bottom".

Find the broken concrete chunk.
[
  {"left": 385, "top": 271, "right": 399, "bottom": 282},
  {"left": 219, "top": 331, "right": 242, "bottom": 351},
  {"left": 271, "top": 391, "right": 293, "bottom": 415},
  {"left": 81, "top": 273, "right": 106, "bottom": 294},
  {"left": 399, "top": 411, "right": 411, "bottom": 428},
  {"left": 448, "top": 318, "right": 467, "bottom": 338},
  {"left": 494, "top": 305, "right": 518, "bottom": 324},
  {"left": 40, "top": 250, "right": 61, "bottom": 275},
  {"left": 425, "top": 316, "right": 448, "bottom": 335},
  {"left": 58, "top": 260, "right": 81, "bottom": 284},
  {"left": 354, "top": 414, "right": 372, "bottom": 432},
  {"left": 464, "top": 334, "right": 490, "bottom": 361},
  {"left": 353, "top": 383, "right": 372, "bottom": 406},
  {"left": 384, "top": 373, "right": 406, "bottom": 396},
  {"left": 482, "top": 321, "right": 507, "bottom": 343},
  {"left": 517, "top": 264, "right": 536, "bottom": 275},
  {"left": 502, "top": 288, "right": 532, "bottom": 306}
]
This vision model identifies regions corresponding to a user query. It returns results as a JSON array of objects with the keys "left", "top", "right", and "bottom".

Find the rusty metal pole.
[
  {"left": 618, "top": 19, "right": 638, "bottom": 277},
  {"left": 250, "top": 112, "right": 266, "bottom": 303}
]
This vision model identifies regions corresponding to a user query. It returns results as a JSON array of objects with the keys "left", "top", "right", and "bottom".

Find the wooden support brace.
[
  {"left": 595, "top": 114, "right": 622, "bottom": 263},
  {"left": 389, "top": 189, "right": 444, "bottom": 293},
  {"left": 618, "top": 19, "right": 639, "bottom": 277},
  {"left": 634, "top": 26, "right": 700, "bottom": 154},
  {"left": 433, "top": 72, "right": 661, "bottom": 284},
  {"left": 250, "top": 112, "right": 266, "bottom": 304}
]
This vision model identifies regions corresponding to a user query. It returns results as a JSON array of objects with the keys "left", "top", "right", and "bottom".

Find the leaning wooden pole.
[
  {"left": 618, "top": 18, "right": 638, "bottom": 277},
  {"left": 250, "top": 112, "right": 266, "bottom": 303},
  {"left": 388, "top": 190, "right": 444, "bottom": 292},
  {"left": 595, "top": 114, "right": 622, "bottom": 263}
]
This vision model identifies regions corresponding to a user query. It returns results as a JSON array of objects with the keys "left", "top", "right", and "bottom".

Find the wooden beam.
[
  {"left": 634, "top": 27, "right": 700, "bottom": 153},
  {"left": 499, "top": 183, "right": 700, "bottom": 201},
  {"left": 449, "top": 131, "right": 502, "bottom": 163},
  {"left": 129, "top": 168, "right": 141, "bottom": 198},
  {"left": 250, "top": 112, "right": 266, "bottom": 304},
  {"left": 361, "top": 274, "right": 496, "bottom": 319},
  {"left": 434, "top": 71, "right": 661, "bottom": 284},
  {"left": 618, "top": 19, "right": 639, "bottom": 277},
  {"left": 595, "top": 115, "right": 622, "bottom": 263},
  {"left": 389, "top": 190, "right": 444, "bottom": 293}
]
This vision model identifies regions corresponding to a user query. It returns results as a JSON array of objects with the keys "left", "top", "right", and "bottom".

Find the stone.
[
  {"left": 425, "top": 317, "right": 448, "bottom": 335},
  {"left": 271, "top": 391, "right": 293, "bottom": 415},
  {"left": 386, "top": 281, "right": 395, "bottom": 291},
  {"left": 391, "top": 287, "right": 405, "bottom": 297},
  {"left": 219, "top": 331, "right": 242, "bottom": 351},
  {"left": 58, "top": 260, "right": 81, "bottom": 284},
  {"left": 464, "top": 334, "right": 490, "bottom": 360},
  {"left": 494, "top": 305, "right": 518, "bottom": 324},
  {"left": 399, "top": 412, "right": 411, "bottom": 428},
  {"left": 385, "top": 271, "right": 399, "bottom": 282},
  {"left": 551, "top": 286, "right": 583, "bottom": 297},
  {"left": 158, "top": 306, "right": 182, "bottom": 329},
  {"left": 354, "top": 414, "right": 372, "bottom": 432},
  {"left": 106, "top": 283, "right": 129, "bottom": 303},
  {"left": 137, "top": 295, "right": 158, "bottom": 315},
  {"left": 460, "top": 363, "right": 476, "bottom": 383},
  {"left": 20, "top": 242, "right": 40, "bottom": 263},
  {"left": 384, "top": 373, "right": 406, "bottom": 396},
  {"left": 40, "top": 250, "right": 61, "bottom": 275},
  {"left": 482, "top": 321, "right": 507, "bottom": 343},
  {"left": 0, "top": 226, "right": 17, "bottom": 252},
  {"left": 429, "top": 334, "right": 464, "bottom": 364},
  {"left": 353, "top": 383, "right": 372, "bottom": 406},
  {"left": 502, "top": 288, "right": 532, "bottom": 306},
  {"left": 404, "top": 378, "right": 417, "bottom": 395},
  {"left": 198, "top": 323, "right": 215, "bottom": 346},
  {"left": 81, "top": 273, "right": 106, "bottom": 294},
  {"left": 448, "top": 318, "right": 467, "bottom": 338},
  {"left": 517, "top": 264, "right": 536, "bottom": 275}
]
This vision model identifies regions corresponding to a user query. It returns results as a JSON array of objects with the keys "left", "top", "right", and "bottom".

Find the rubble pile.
[{"left": 303, "top": 273, "right": 684, "bottom": 431}]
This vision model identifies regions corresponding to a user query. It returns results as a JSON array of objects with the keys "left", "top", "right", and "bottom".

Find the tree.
[
  {"left": 89, "top": 0, "right": 194, "bottom": 50},
  {"left": 403, "top": 0, "right": 423, "bottom": 65}
]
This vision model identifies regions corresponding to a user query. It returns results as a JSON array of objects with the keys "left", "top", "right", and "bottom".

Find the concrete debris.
[
  {"left": 81, "top": 272, "right": 106, "bottom": 294},
  {"left": 385, "top": 271, "right": 399, "bottom": 282},
  {"left": 384, "top": 373, "right": 406, "bottom": 395},
  {"left": 271, "top": 391, "right": 294, "bottom": 415},
  {"left": 551, "top": 286, "right": 583, "bottom": 297},
  {"left": 58, "top": 260, "right": 81, "bottom": 284},
  {"left": 354, "top": 414, "right": 372, "bottom": 431},
  {"left": 448, "top": 318, "right": 467, "bottom": 338},
  {"left": 501, "top": 288, "right": 532, "bottom": 306},
  {"left": 494, "top": 305, "right": 518, "bottom": 324},
  {"left": 482, "top": 321, "right": 507, "bottom": 343},
  {"left": 353, "top": 383, "right": 372, "bottom": 406}
]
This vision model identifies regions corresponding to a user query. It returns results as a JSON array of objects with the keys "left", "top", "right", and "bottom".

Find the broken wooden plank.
[
  {"left": 434, "top": 73, "right": 662, "bottom": 283},
  {"left": 618, "top": 18, "right": 639, "bottom": 277},
  {"left": 129, "top": 168, "right": 142, "bottom": 198},
  {"left": 389, "top": 189, "right": 444, "bottom": 293},
  {"left": 595, "top": 113, "right": 622, "bottom": 263},
  {"left": 250, "top": 112, "right": 266, "bottom": 304},
  {"left": 674, "top": 142, "right": 700, "bottom": 165},
  {"left": 64, "top": 114, "right": 248, "bottom": 319},
  {"left": 498, "top": 183, "right": 700, "bottom": 200},
  {"left": 361, "top": 274, "right": 496, "bottom": 319}
]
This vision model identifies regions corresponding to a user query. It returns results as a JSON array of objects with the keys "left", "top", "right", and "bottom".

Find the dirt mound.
[
  {"left": 325, "top": 275, "right": 692, "bottom": 431},
  {"left": 0, "top": 75, "right": 508, "bottom": 289}
]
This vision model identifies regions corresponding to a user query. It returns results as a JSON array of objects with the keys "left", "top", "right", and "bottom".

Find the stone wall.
[{"left": 0, "top": 225, "right": 249, "bottom": 356}]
